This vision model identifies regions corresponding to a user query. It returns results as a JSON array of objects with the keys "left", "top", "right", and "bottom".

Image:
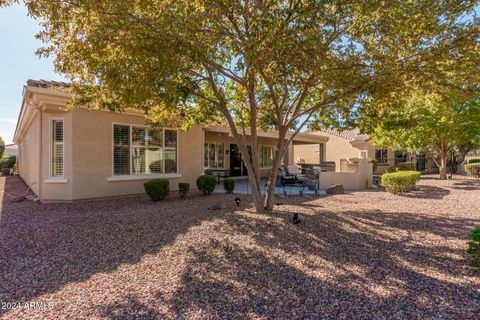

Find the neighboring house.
[
  {"left": 294, "top": 128, "right": 397, "bottom": 174},
  {"left": 4, "top": 144, "right": 18, "bottom": 157},
  {"left": 465, "top": 150, "right": 480, "bottom": 163},
  {"left": 14, "top": 79, "right": 331, "bottom": 201}
]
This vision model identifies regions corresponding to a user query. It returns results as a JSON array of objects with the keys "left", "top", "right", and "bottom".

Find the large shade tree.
[
  {"left": 360, "top": 91, "right": 480, "bottom": 179},
  {"left": 3, "top": 0, "right": 479, "bottom": 211}
]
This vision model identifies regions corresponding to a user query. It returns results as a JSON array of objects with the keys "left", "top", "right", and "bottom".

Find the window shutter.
[{"left": 52, "top": 120, "right": 64, "bottom": 177}]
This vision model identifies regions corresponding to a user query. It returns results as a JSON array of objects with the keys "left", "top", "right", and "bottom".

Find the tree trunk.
[
  {"left": 263, "top": 139, "right": 286, "bottom": 211},
  {"left": 439, "top": 148, "right": 448, "bottom": 180},
  {"left": 247, "top": 168, "right": 264, "bottom": 212},
  {"left": 235, "top": 138, "right": 264, "bottom": 213}
]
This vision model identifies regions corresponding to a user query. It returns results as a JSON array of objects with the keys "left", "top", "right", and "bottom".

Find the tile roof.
[
  {"left": 318, "top": 128, "right": 370, "bottom": 142},
  {"left": 27, "top": 79, "right": 71, "bottom": 88}
]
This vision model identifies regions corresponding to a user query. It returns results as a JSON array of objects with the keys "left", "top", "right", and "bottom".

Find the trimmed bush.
[
  {"left": 395, "top": 162, "right": 416, "bottom": 171},
  {"left": 223, "top": 178, "right": 235, "bottom": 194},
  {"left": 381, "top": 170, "right": 421, "bottom": 194},
  {"left": 0, "top": 155, "right": 16, "bottom": 169},
  {"left": 196, "top": 175, "right": 217, "bottom": 195},
  {"left": 468, "top": 159, "right": 480, "bottom": 164},
  {"left": 371, "top": 159, "right": 379, "bottom": 172},
  {"left": 144, "top": 179, "right": 170, "bottom": 201},
  {"left": 178, "top": 182, "right": 190, "bottom": 199},
  {"left": 467, "top": 226, "right": 480, "bottom": 268},
  {"left": 465, "top": 163, "right": 480, "bottom": 177}
]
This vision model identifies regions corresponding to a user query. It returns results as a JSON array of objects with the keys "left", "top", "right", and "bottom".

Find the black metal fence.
[{"left": 422, "top": 172, "right": 480, "bottom": 180}]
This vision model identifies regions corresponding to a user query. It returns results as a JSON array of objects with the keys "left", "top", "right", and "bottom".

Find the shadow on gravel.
[
  {"left": 147, "top": 205, "right": 479, "bottom": 319},
  {"left": 400, "top": 185, "right": 450, "bottom": 200},
  {"left": 1, "top": 176, "right": 479, "bottom": 319},
  {"left": 0, "top": 176, "right": 246, "bottom": 312},
  {"left": 100, "top": 295, "right": 162, "bottom": 320},
  {"left": 450, "top": 180, "right": 480, "bottom": 191}
]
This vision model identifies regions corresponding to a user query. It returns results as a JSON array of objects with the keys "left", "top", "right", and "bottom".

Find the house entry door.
[{"left": 229, "top": 144, "right": 250, "bottom": 176}]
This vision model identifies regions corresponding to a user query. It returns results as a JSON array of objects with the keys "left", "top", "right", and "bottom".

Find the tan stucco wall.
[
  {"left": 41, "top": 108, "right": 74, "bottom": 200},
  {"left": 17, "top": 111, "right": 41, "bottom": 195},
  {"left": 319, "top": 162, "right": 373, "bottom": 190},
  {"left": 64, "top": 109, "right": 204, "bottom": 201},
  {"left": 294, "top": 131, "right": 395, "bottom": 174},
  {"left": 292, "top": 143, "right": 325, "bottom": 164},
  {"left": 18, "top": 106, "right": 205, "bottom": 201}
]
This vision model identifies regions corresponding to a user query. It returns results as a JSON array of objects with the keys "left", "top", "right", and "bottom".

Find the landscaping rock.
[
  {"left": 1, "top": 176, "right": 479, "bottom": 319},
  {"left": 326, "top": 184, "right": 344, "bottom": 194}
]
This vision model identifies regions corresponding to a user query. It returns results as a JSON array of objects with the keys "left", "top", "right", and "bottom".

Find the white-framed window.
[
  {"left": 113, "top": 124, "right": 177, "bottom": 176},
  {"left": 51, "top": 119, "right": 64, "bottom": 177},
  {"left": 375, "top": 148, "right": 388, "bottom": 164},
  {"left": 360, "top": 150, "right": 368, "bottom": 159},
  {"left": 204, "top": 142, "right": 224, "bottom": 169},
  {"left": 259, "top": 145, "right": 275, "bottom": 168}
]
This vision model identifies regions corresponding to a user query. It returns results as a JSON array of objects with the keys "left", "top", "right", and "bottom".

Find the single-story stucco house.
[{"left": 15, "top": 79, "right": 344, "bottom": 202}]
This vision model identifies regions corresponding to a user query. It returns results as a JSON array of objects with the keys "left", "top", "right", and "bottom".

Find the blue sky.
[{"left": 0, "top": 3, "right": 66, "bottom": 144}]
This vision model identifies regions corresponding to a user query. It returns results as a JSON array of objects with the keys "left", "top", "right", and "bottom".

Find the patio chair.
[
  {"left": 286, "top": 165, "right": 306, "bottom": 180},
  {"left": 278, "top": 167, "right": 296, "bottom": 186},
  {"left": 300, "top": 168, "right": 320, "bottom": 196}
]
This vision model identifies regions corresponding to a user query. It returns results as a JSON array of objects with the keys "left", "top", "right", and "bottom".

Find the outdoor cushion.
[{"left": 286, "top": 165, "right": 301, "bottom": 176}]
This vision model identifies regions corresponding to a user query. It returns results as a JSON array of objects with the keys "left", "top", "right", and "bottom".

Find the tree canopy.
[
  {"left": 0, "top": 136, "right": 4, "bottom": 159},
  {"left": 2, "top": 0, "right": 480, "bottom": 210},
  {"left": 359, "top": 91, "right": 480, "bottom": 178}
]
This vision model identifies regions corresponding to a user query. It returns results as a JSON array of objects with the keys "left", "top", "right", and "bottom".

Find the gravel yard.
[{"left": 0, "top": 175, "right": 479, "bottom": 319}]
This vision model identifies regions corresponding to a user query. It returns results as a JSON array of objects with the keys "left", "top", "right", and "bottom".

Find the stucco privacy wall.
[
  {"left": 319, "top": 160, "right": 373, "bottom": 190},
  {"left": 294, "top": 131, "right": 395, "bottom": 174},
  {"left": 351, "top": 141, "right": 395, "bottom": 174}
]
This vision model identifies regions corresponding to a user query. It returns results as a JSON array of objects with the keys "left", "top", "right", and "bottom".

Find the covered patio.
[
  {"left": 203, "top": 125, "right": 329, "bottom": 180},
  {"left": 213, "top": 177, "right": 328, "bottom": 196}
]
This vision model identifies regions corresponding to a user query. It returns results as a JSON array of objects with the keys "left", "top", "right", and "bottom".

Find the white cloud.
[{"left": 0, "top": 118, "right": 16, "bottom": 124}]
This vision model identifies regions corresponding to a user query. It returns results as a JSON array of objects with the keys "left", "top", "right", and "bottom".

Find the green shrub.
[
  {"left": 144, "top": 179, "right": 170, "bottom": 201},
  {"left": 196, "top": 175, "right": 217, "bottom": 195},
  {"left": 371, "top": 159, "right": 379, "bottom": 172},
  {"left": 395, "top": 162, "right": 416, "bottom": 171},
  {"left": 381, "top": 171, "right": 421, "bottom": 194},
  {"left": 223, "top": 178, "right": 235, "bottom": 194},
  {"left": 465, "top": 163, "right": 480, "bottom": 177},
  {"left": 178, "top": 182, "right": 190, "bottom": 199},
  {"left": 467, "top": 226, "right": 480, "bottom": 268},
  {"left": 0, "top": 155, "right": 16, "bottom": 169},
  {"left": 468, "top": 158, "right": 480, "bottom": 164}
]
